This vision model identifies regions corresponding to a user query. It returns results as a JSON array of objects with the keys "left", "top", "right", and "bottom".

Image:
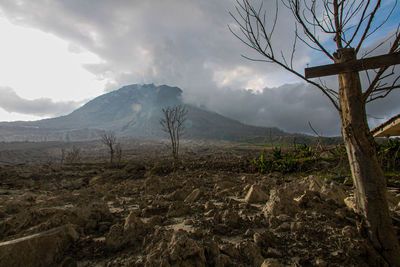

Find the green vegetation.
[
  {"left": 377, "top": 138, "right": 400, "bottom": 171},
  {"left": 251, "top": 140, "right": 400, "bottom": 188}
]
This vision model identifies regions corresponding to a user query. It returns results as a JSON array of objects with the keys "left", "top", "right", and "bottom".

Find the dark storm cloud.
[
  {"left": 196, "top": 81, "right": 400, "bottom": 136},
  {"left": 0, "top": 87, "right": 80, "bottom": 117},
  {"left": 0, "top": 0, "right": 399, "bottom": 135}
]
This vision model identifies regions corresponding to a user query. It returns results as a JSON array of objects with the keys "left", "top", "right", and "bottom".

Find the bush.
[{"left": 377, "top": 138, "right": 400, "bottom": 171}]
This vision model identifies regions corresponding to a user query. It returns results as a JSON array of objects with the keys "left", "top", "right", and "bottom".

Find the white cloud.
[
  {"left": 0, "top": 86, "right": 81, "bottom": 117},
  {"left": 0, "top": 16, "right": 106, "bottom": 106}
]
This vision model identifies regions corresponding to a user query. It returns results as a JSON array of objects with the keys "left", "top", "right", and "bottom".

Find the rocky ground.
[{"left": 0, "top": 141, "right": 399, "bottom": 266}]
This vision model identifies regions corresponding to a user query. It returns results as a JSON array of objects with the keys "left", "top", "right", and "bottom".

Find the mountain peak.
[{"left": 0, "top": 84, "right": 286, "bottom": 141}]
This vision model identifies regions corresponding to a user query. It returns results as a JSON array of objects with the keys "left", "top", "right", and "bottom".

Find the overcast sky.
[{"left": 0, "top": 0, "right": 399, "bottom": 136}]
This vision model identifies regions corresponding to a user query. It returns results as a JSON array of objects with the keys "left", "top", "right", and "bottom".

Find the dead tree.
[
  {"left": 230, "top": 0, "right": 400, "bottom": 264},
  {"left": 60, "top": 147, "right": 66, "bottom": 165},
  {"left": 160, "top": 105, "right": 188, "bottom": 161},
  {"left": 115, "top": 142, "right": 123, "bottom": 166},
  {"left": 101, "top": 131, "right": 117, "bottom": 164},
  {"left": 65, "top": 146, "right": 81, "bottom": 164}
]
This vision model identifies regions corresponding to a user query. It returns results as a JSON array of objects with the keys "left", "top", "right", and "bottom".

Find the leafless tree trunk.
[
  {"left": 65, "top": 146, "right": 81, "bottom": 164},
  {"left": 115, "top": 142, "right": 123, "bottom": 166},
  {"left": 230, "top": 0, "right": 400, "bottom": 264},
  {"left": 101, "top": 131, "right": 117, "bottom": 164},
  {"left": 60, "top": 147, "right": 66, "bottom": 165},
  {"left": 160, "top": 105, "right": 188, "bottom": 162}
]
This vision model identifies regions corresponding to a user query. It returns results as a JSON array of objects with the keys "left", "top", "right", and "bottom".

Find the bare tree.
[
  {"left": 60, "top": 147, "right": 66, "bottom": 165},
  {"left": 65, "top": 146, "right": 81, "bottom": 164},
  {"left": 115, "top": 142, "right": 123, "bottom": 166},
  {"left": 230, "top": 0, "right": 400, "bottom": 264},
  {"left": 101, "top": 131, "right": 117, "bottom": 164},
  {"left": 160, "top": 105, "right": 188, "bottom": 161}
]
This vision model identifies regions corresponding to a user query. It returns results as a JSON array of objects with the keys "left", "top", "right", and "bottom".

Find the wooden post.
[
  {"left": 305, "top": 52, "right": 400, "bottom": 78},
  {"left": 307, "top": 47, "right": 400, "bottom": 264}
]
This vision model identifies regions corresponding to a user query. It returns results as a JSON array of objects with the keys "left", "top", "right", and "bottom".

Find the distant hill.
[{"left": 0, "top": 84, "right": 287, "bottom": 142}]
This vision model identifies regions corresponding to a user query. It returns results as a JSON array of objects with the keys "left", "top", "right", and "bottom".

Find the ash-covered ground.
[{"left": 0, "top": 140, "right": 399, "bottom": 266}]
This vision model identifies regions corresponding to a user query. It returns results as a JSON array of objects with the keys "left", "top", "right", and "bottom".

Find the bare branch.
[
  {"left": 101, "top": 131, "right": 117, "bottom": 164},
  {"left": 160, "top": 105, "right": 188, "bottom": 161}
]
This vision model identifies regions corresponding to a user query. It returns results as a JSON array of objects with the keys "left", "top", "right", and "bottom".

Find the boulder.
[
  {"left": 245, "top": 184, "right": 269, "bottom": 203},
  {"left": 0, "top": 224, "right": 78, "bottom": 267}
]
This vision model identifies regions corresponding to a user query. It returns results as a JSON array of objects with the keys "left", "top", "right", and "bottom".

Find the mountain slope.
[{"left": 0, "top": 84, "right": 287, "bottom": 141}]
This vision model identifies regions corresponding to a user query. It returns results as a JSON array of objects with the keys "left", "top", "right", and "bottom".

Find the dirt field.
[{"left": 0, "top": 139, "right": 399, "bottom": 266}]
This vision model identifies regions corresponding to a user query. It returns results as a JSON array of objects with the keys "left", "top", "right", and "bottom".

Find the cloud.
[
  {"left": 189, "top": 81, "right": 400, "bottom": 136},
  {"left": 0, "top": 0, "right": 305, "bottom": 92},
  {"left": 0, "top": 0, "right": 399, "bottom": 135},
  {"left": 0, "top": 87, "right": 81, "bottom": 117}
]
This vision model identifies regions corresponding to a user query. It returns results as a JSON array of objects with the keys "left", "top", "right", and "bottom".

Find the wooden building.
[{"left": 371, "top": 114, "right": 400, "bottom": 137}]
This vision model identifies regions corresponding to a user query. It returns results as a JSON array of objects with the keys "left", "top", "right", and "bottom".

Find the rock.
[
  {"left": 203, "top": 239, "right": 224, "bottom": 267},
  {"left": 88, "top": 176, "right": 102, "bottom": 186},
  {"left": 124, "top": 211, "right": 145, "bottom": 232},
  {"left": 106, "top": 212, "right": 147, "bottom": 251},
  {"left": 215, "top": 181, "right": 236, "bottom": 191},
  {"left": 105, "top": 224, "right": 125, "bottom": 251},
  {"left": 276, "top": 222, "right": 290, "bottom": 231},
  {"left": 261, "top": 258, "right": 285, "bottom": 267},
  {"left": 319, "top": 151, "right": 333, "bottom": 159},
  {"left": 344, "top": 196, "right": 357, "bottom": 212},
  {"left": 308, "top": 176, "right": 324, "bottom": 191},
  {"left": 296, "top": 190, "right": 322, "bottom": 209},
  {"left": 221, "top": 210, "right": 241, "bottom": 228},
  {"left": 387, "top": 190, "right": 400, "bottom": 211},
  {"left": 245, "top": 184, "right": 269, "bottom": 203},
  {"left": 76, "top": 201, "right": 112, "bottom": 232},
  {"left": 184, "top": 188, "right": 202, "bottom": 203},
  {"left": 253, "top": 230, "right": 278, "bottom": 247},
  {"left": 220, "top": 243, "right": 240, "bottom": 259},
  {"left": 167, "top": 202, "right": 190, "bottom": 217},
  {"left": 237, "top": 241, "right": 264, "bottom": 266},
  {"left": 0, "top": 224, "right": 78, "bottom": 267},
  {"left": 168, "top": 230, "right": 206, "bottom": 266},
  {"left": 165, "top": 189, "right": 189, "bottom": 201},
  {"left": 263, "top": 188, "right": 299, "bottom": 218},
  {"left": 276, "top": 214, "right": 291, "bottom": 222},
  {"left": 204, "top": 201, "right": 215, "bottom": 210},
  {"left": 320, "top": 181, "right": 346, "bottom": 206}
]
